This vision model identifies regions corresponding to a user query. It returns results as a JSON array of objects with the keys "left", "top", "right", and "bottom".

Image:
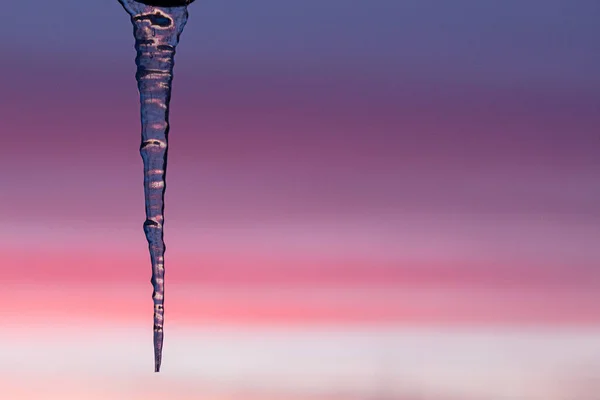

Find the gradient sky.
[
  {"left": 2, "top": 0, "right": 599, "bottom": 321},
  {"left": 0, "top": 1, "right": 599, "bottom": 397}
]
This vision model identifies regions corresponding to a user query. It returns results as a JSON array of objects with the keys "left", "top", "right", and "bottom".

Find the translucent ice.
[{"left": 118, "top": 0, "right": 194, "bottom": 372}]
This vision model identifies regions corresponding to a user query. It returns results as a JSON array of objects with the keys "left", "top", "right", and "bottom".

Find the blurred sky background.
[{"left": 1, "top": 0, "right": 600, "bottom": 399}]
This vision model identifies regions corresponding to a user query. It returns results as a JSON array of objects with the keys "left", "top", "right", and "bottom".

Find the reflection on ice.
[{"left": 118, "top": 0, "right": 193, "bottom": 372}]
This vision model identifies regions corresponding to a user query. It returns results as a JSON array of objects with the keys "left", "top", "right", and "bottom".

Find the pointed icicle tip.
[{"left": 155, "top": 351, "right": 162, "bottom": 372}]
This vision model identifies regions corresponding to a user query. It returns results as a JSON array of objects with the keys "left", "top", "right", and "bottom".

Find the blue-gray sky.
[{"left": 3, "top": 0, "right": 599, "bottom": 88}]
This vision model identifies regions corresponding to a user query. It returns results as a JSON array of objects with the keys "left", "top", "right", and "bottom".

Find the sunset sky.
[{"left": 1, "top": 0, "right": 599, "bottom": 399}]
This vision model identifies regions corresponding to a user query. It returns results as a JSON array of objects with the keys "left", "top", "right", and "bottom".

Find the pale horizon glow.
[{"left": 3, "top": 325, "right": 600, "bottom": 400}]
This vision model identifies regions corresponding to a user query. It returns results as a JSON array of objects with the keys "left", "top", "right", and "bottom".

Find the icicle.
[{"left": 118, "top": 0, "right": 194, "bottom": 372}]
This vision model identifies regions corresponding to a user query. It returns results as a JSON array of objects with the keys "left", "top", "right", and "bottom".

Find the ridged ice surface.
[{"left": 118, "top": 0, "right": 190, "bottom": 372}]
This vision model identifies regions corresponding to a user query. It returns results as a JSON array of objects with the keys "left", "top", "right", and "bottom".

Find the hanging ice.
[{"left": 118, "top": 0, "right": 195, "bottom": 372}]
